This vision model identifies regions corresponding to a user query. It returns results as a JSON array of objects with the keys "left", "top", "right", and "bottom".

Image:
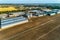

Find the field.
[{"left": 0, "top": 6, "right": 17, "bottom": 12}]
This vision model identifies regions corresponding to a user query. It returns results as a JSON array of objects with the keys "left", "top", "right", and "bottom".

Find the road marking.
[{"left": 36, "top": 25, "right": 60, "bottom": 40}]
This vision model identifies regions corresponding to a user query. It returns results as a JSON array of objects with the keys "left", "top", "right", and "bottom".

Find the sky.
[{"left": 0, "top": 0, "right": 60, "bottom": 4}]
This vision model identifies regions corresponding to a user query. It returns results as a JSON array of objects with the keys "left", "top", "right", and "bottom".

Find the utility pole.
[{"left": 0, "top": 18, "right": 1, "bottom": 28}]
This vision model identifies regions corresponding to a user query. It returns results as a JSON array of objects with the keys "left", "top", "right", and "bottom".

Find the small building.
[
  {"left": 12, "top": 12, "right": 25, "bottom": 17},
  {"left": 49, "top": 12, "right": 56, "bottom": 16},
  {"left": 27, "top": 10, "right": 44, "bottom": 18},
  {"left": 42, "top": 9, "right": 52, "bottom": 12},
  {"left": 43, "top": 9, "right": 59, "bottom": 16},
  {"left": 57, "top": 10, "right": 60, "bottom": 14},
  {"left": 52, "top": 9, "right": 59, "bottom": 14},
  {"left": 46, "top": 11, "right": 56, "bottom": 16}
]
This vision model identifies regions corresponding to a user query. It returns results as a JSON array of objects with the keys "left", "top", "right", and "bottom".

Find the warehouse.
[
  {"left": 0, "top": 12, "right": 28, "bottom": 29},
  {"left": 27, "top": 10, "right": 44, "bottom": 19}
]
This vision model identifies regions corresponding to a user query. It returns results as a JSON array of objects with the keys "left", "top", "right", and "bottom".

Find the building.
[
  {"left": 45, "top": 11, "right": 56, "bottom": 16},
  {"left": 57, "top": 10, "right": 60, "bottom": 14},
  {"left": 27, "top": 10, "right": 44, "bottom": 19},
  {"left": 0, "top": 12, "right": 28, "bottom": 29},
  {"left": 0, "top": 9, "right": 60, "bottom": 29}
]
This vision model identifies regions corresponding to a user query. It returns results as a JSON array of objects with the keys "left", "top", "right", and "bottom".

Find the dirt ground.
[{"left": 0, "top": 15, "right": 59, "bottom": 40}]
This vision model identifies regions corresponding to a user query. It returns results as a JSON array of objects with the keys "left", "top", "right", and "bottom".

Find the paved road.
[{"left": 0, "top": 14, "right": 60, "bottom": 40}]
